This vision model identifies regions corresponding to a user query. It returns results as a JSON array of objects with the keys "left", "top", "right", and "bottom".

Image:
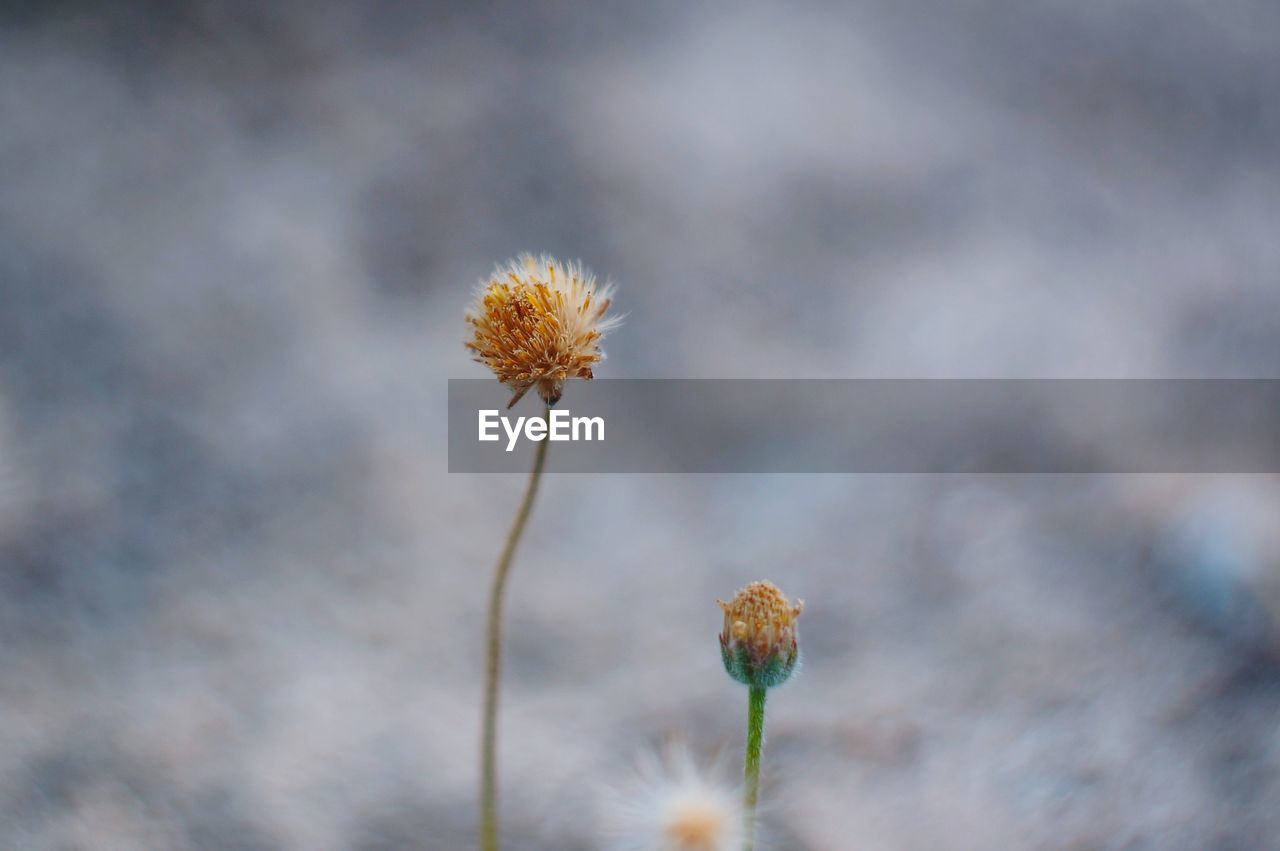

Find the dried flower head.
[
  {"left": 465, "top": 253, "right": 620, "bottom": 407},
  {"left": 601, "top": 744, "right": 744, "bottom": 851},
  {"left": 718, "top": 581, "right": 803, "bottom": 689}
]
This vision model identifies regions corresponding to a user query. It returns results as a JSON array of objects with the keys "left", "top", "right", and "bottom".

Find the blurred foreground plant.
[
  {"left": 718, "top": 581, "right": 803, "bottom": 850},
  {"left": 465, "top": 254, "right": 619, "bottom": 850},
  {"left": 602, "top": 743, "right": 744, "bottom": 851}
]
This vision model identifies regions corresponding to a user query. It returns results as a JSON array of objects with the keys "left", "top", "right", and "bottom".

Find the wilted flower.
[
  {"left": 601, "top": 744, "right": 744, "bottom": 851},
  {"left": 465, "top": 253, "right": 620, "bottom": 407},
  {"left": 718, "top": 581, "right": 803, "bottom": 689}
]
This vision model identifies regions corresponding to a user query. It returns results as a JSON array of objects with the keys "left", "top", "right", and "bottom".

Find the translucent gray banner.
[{"left": 447, "top": 379, "right": 1280, "bottom": 473}]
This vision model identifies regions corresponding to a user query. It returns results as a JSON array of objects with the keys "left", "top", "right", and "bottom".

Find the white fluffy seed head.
[
  {"left": 465, "top": 253, "right": 622, "bottom": 407},
  {"left": 600, "top": 744, "right": 744, "bottom": 851}
]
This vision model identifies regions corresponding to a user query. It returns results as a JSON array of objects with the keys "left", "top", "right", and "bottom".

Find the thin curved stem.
[
  {"left": 480, "top": 407, "right": 551, "bottom": 851},
  {"left": 744, "top": 685, "right": 767, "bottom": 851}
]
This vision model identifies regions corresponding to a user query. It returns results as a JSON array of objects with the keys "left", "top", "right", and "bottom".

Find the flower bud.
[{"left": 717, "top": 581, "right": 803, "bottom": 689}]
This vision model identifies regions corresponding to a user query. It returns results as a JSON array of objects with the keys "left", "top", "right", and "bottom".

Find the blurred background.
[{"left": 3, "top": 1, "right": 1280, "bottom": 848}]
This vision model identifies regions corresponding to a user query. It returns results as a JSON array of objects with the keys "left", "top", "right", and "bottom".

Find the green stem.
[
  {"left": 480, "top": 407, "right": 551, "bottom": 851},
  {"left": 744, "top": 685, "right": 767, "bottom": 851}
]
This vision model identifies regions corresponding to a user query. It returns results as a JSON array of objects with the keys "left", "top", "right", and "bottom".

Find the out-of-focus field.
[{"left": 2, "top": 2, "right": 1280, "bottom": 848}]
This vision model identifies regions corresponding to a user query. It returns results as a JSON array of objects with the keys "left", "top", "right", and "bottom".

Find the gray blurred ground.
[{"left": 3, "top": 1, "right": 1280, "bottom": 848}]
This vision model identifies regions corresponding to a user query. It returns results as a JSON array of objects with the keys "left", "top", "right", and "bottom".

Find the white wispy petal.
[{"left": 600, "top": 744, "right": 744, "bottom": 851}]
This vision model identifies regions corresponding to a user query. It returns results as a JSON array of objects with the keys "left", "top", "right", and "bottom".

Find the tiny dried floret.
[
  {"left": 718, "top": 581, "right": 803, "bottom": 689},
  {"left": 465, "top": 253, "right": 620, "bottom": 407}
]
